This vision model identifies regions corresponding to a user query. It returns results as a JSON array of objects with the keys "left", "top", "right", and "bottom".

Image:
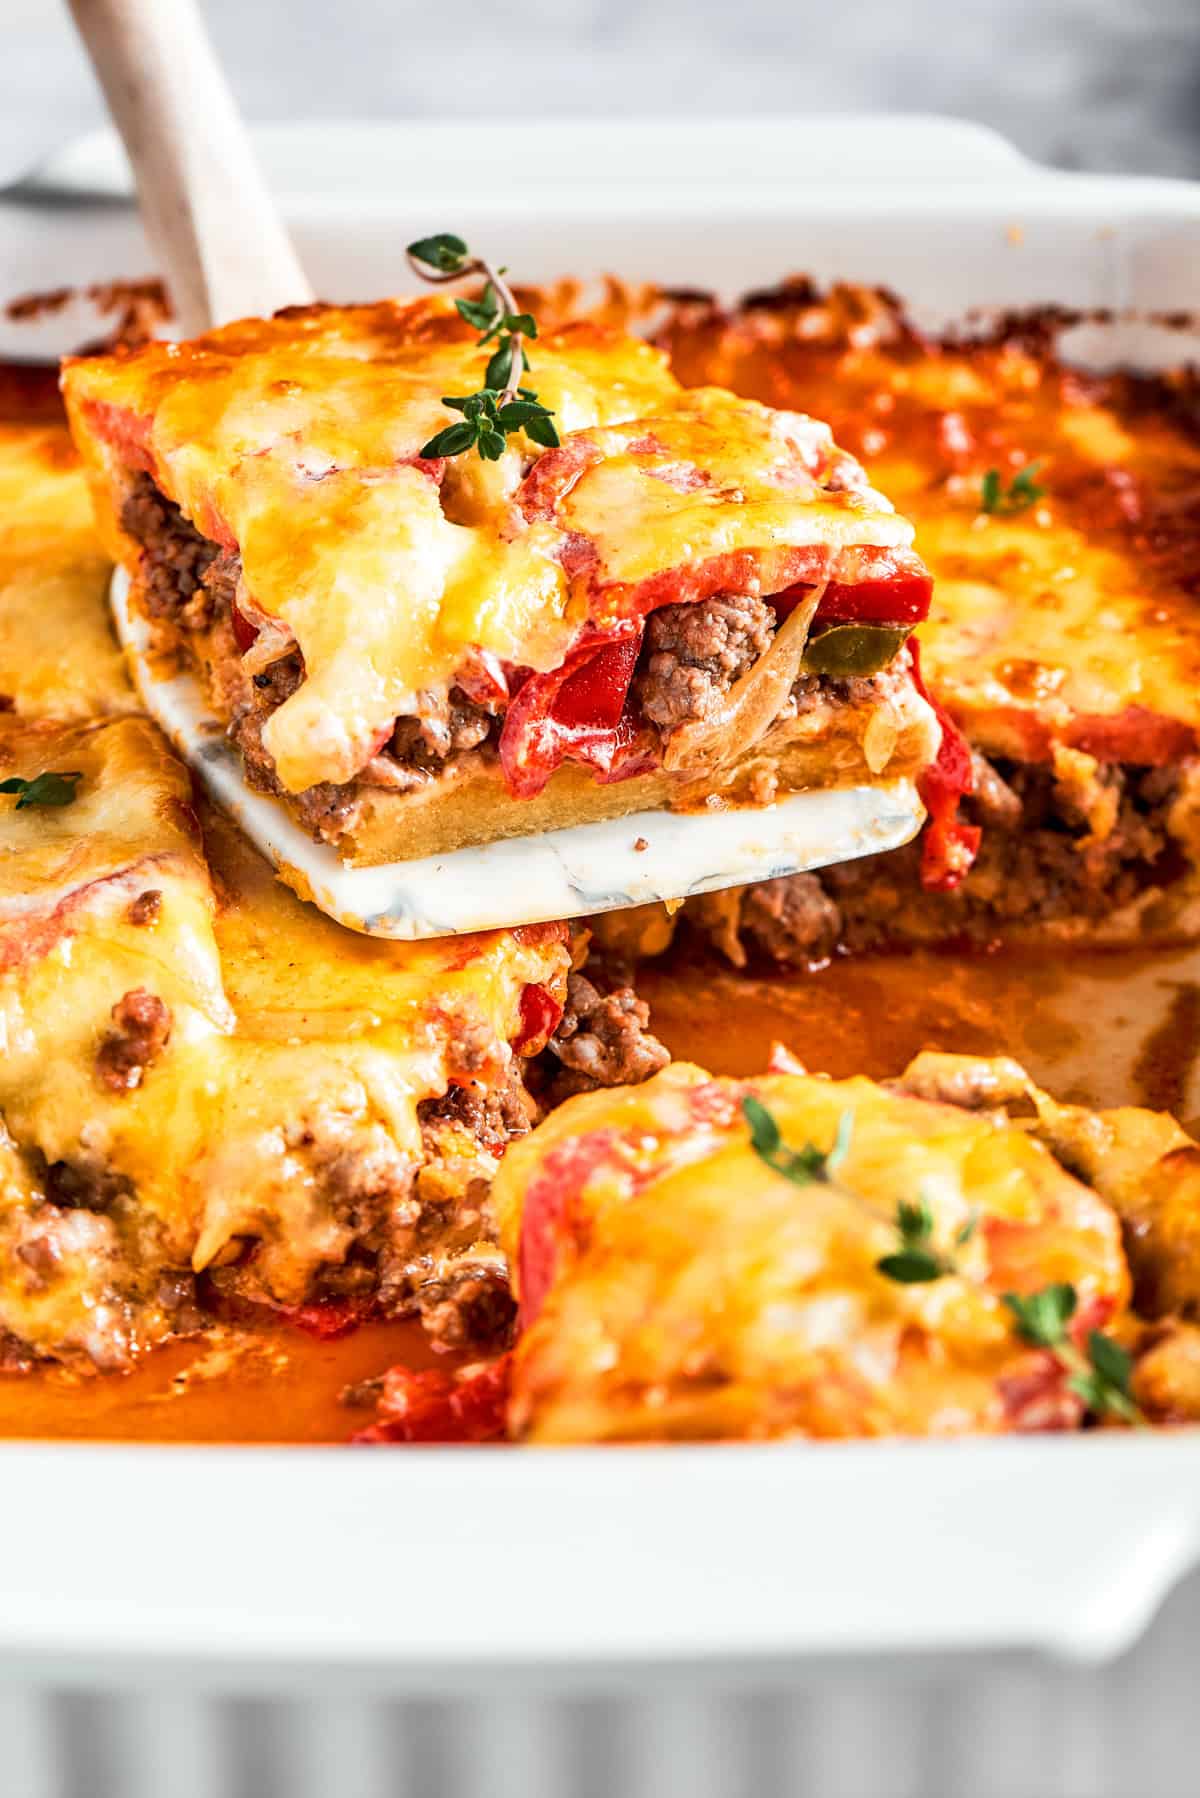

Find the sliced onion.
[
  {"left": 241, "top": 623, "right": 298, "bottom": 675},
  {"left": 359, "top": 754, "right": 424, "bottom": 791},
  {"left": 661, "top": 580, "right": 826, "bottom": 777},
  {"left": 237, "top": 584, "right": 297, "bottom": 675}
]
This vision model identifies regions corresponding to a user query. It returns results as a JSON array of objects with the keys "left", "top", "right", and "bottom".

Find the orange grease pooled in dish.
[{"left": 642, "top": 944, "right": 1200, "bottom": 1121}]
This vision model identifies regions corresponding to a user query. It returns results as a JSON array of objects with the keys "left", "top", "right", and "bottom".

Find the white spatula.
[{"left": 70, "top": 0, "right": 926, "bottom": 939}]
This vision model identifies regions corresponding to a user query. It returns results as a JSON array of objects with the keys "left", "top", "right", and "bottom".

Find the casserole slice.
[
  {"left": 657, "top": 283, "right": 1200, "bottom": 961},
  {"left": 0, "top": 710, "right": 659, "bottom": 1368},
  {"left": 62, "top": 297, "right": 945, "bottom": 868},
  {"left": 491, "top": 1051, "right": 1141, "bottom": 1442}
]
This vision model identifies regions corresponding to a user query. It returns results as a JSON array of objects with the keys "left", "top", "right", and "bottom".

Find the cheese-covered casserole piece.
[
  {"left": 355, "top": 1042, "right": 1200, "bottom": 1443},
  {"left": 0, "top": 709, "right": 593, "bottom": 1365},
  {"left": 62, "top": 297, "right": 948, "bottom": 868},
  {"left": 651, "top": 284, "right": 1200, "bottom": 961},
  {"left": 492, "top": 1052, "right": 1150, "bottom": 1442}
]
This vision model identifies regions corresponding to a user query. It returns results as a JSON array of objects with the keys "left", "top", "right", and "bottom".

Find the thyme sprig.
[
  {"left": 980, "top": 460, "right": 1045, "bottom": 515},
  {"left": 876, "top": 1196, "right": 978, "bottom": 1285},
  {"left": 405, "top": 233, "right": 560, "bottom": 462},
  {"left": 742, "top": 1096, "right": 852, "bottom": 1187},
  {"left": 1003, "top": 1283, "right": 1144, "bottom": 1426},
  {"left": 0, "top": 770, "right": 82, "bottom": 810}
]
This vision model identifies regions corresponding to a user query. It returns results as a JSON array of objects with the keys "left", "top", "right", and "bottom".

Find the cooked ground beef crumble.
[
  {"left": 95, "top": 989, "right": 172, "bottom": 1093},
  {"left": 539, "top": 970, "right": 671, "bottom": 1102},
  {"left": 634, "top": 592, "right": 774, "bottom": 731}
]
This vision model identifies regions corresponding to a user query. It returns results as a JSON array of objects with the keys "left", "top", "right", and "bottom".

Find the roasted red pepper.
[
  {"left": 514, "top": 983, "right": 564, "bottom": 1054},
  {"left": 907, "top": 638, "right": 980, "bottom": 892},
  {"left": 230, "top": 601, "right": 260, "bottom": 653},
  {"left": 517, "top": 1129, "right": 623, "bottom": 1328},
  {"left": 352, "top": 1356, "right": 511, "bottom": 1445},
  {"left": 499, "top": 629, "right": 648, "bottom": 798},
  {"left": 771, "top": 568, "right": 933, "bottom": 626}
]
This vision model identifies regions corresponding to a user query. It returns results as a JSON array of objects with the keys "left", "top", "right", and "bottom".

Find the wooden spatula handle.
[{"left": 67, "top": 0, "right": 313, "bottom": 332}]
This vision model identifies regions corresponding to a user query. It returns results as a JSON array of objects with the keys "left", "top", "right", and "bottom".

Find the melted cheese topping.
[
  {"left": 542, "top": 391, "right": 911, "bottom": 604},
  {"left": 0, "top": 422, "right": 133, "bottom": 719},
  {"left": 876, "top": 460, "right": 1200, "bottom": 755},
  {"left": 0, "top": 715, "right": 232, "bottom": 1257},
  {"left": 0, "top": 713, "right": 569, "bottom": 1295},
  {"left": 663, "top": 289, "right": 1200, "bottom": 756},
  {"left": 496, "top": 1060, "right": 1128, "bottom": 1442},
  {"left": 64, "top": 298, "right": 920, "bottom": 792}
]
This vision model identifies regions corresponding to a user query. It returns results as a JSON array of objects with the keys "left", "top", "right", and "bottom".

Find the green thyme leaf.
[
  {"left": 980, "top": 460, "right": 1045, "bottom": 516},
  {"left": 1077, "top": 1329, "right": 1142, "bottom": 1424},
  {"left": 1087, "top": 1328, "right": 1133, "bottom": 1393},
  {"left": 455, "top": 289, "right": 500, "bottom": 331},
  {"left": 1067, "top": 1370, "right": 1106, "bottom": 1412},
  {"left": 1068, "top": 1361, "right": 1140, "bottom": 1426},
  {"left": 1003, "top": 1282, "right": 1077, "bottom": 1349},
  {"left": 1008, "top": 462, "right": 1045, "bottom": 506},
  {"left": 496, "top": 399, "right": 555, "bottom": 428},
  {"left": 896, "top": 1196, "right": 934, "bottom": 1248},
  {"left": 956, "top": 1209, "right": 980, "bottom": 1248},
  {"left": 742, "top": 1095, "right": 782, "bottom": 1159},
  {"left": 503, "top": 312, "right": 538, "bottom": 338},
  {"left": 419, "top": 421, "right": 479, "bottom": 459},
  {"left": 485, "top": 338, "right": 520, "bottom": 391},
  {"left": 524, "top": 413, "right": 561, "bottom": 449},
  {"left": 827, "top": 1109, "right": 854, "bottom": 1176},
  {"left": 741, "top": 1096, "right": 850, "bottom": 1188},
  {"left": 0, "top": 770, "right": 83, "bottom": 809},
  {"left": 877, "top": 1249, "right": 945, "bottom": 1285},
  {"left": 407, "top": 233, "right": 469, "bottom": 274},
  {"left": 876, "top": 1191, "right": 970, "bottom": 1286},
  {"left": 477, "top": 426, "right": 509, "bottom": 462}
]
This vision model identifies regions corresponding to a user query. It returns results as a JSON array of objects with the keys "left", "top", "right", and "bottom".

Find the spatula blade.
[{"left": 112, "top": 567, "right": 925, "bottom": 939}]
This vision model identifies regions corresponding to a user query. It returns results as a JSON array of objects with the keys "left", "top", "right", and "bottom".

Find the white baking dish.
[{"left": 2, "top": 115, "right": 1200, "bottom": 1796}]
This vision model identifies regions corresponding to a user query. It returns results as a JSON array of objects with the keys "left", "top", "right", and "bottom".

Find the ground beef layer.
[
  {"left": 199, "top": 969, "right": 667, "bottom": 1358},
  {"left": 692, "top": 754, "right": 1193, "bottom": 966},
  {"left": 5, "top": 960, "right": 668, "bottom": 1371}
]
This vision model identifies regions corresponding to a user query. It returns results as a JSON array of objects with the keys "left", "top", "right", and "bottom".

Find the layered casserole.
[
  {"left": 652, "top": 283, "right": 1200, "bottom": 963},
  {"left": 61, "top": 296, "right": 947, "bottom": 866},
  {"left": 0, "top": 268, "right": 1196, "bottom": 1451}
]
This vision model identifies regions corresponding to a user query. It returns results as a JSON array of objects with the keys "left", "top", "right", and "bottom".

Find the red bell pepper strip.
[
  {"left": 908, "top": 638, "right": 980, "bottom": 892},
  {"left": 230, "top": 601, "right": 260, "bottom": 653},
  {"left": 498, "top": 629, "right": 646, "bottom": 798},
  {"left": 513, "top": 984, "right": 565, "bottom": 1054},
  {"left": 352, "top": 1356, "right": 511, "bottom": 1445},
  {"left": 771, "top": 568, "right": 933, "bottom": 626}
]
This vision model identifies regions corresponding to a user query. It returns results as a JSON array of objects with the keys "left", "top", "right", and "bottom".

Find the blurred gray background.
[{"left": 5, "top": 0, "right": 1200, "bottom": 185}]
